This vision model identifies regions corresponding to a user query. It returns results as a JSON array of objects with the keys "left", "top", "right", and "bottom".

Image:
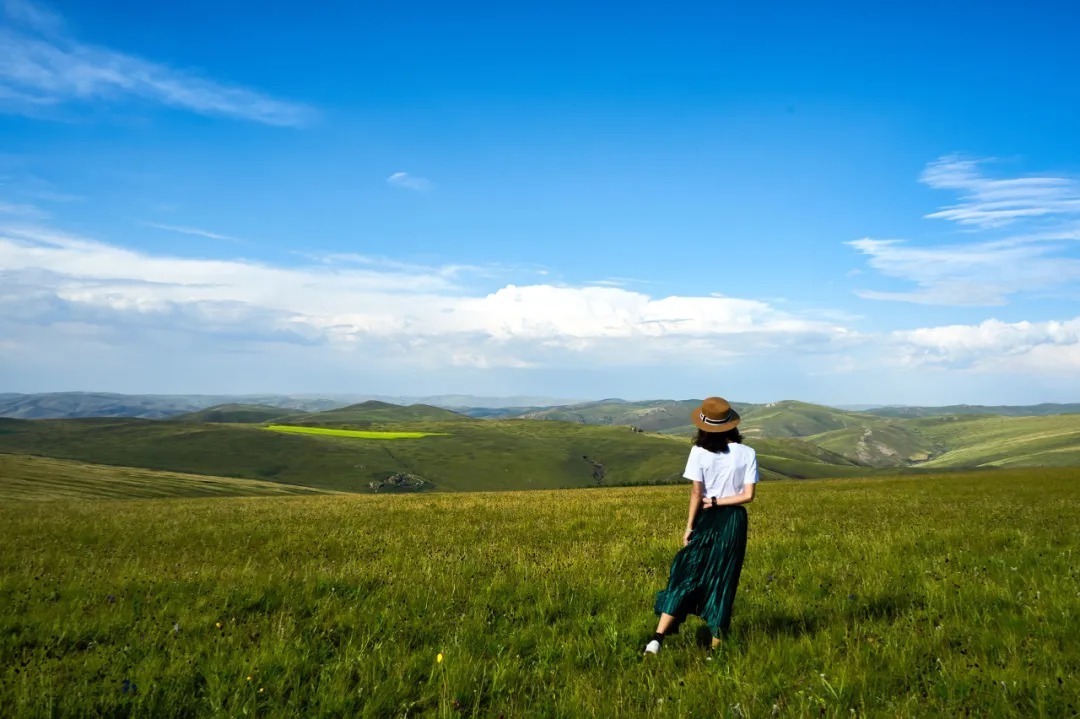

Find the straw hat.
[{"left": 691, "top": 396, "right": 741, "bottom": 433}]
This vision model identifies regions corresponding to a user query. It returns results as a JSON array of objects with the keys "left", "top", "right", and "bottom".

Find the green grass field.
[
  {"left": 264, "top": 425, "right": 446, "bottom": 440},
  {"left": 913, "top": 415, "right": 1080, "bottom": 468},
  {"left": 0, "top": 454, "right": 335, "bottom": 501},
  {"left": 2, "top": 468, "right": 1077, "bottom": 717}
]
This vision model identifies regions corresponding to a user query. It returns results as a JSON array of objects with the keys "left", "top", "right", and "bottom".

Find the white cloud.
[
  {"left": 892, "top": 317, "right": 1080, "bottom": 374},
  {"left": 0, "top": 222, "right": 852, "bottom": 372},
  {"left": 0, "top": 199, "right": 47, "bottom": 217},
  {"left": 851, "top": 155, "right": 1080, "bottom": 306},
  {"left": 921, "top": 156, "right": 1080, "bottom": 229},
  {"left": 144, "top": 222, "right": 243, "bottom": 244},
  {"left": 387, "top": 172, "right": 432, "bottom": 192},
  {"left": 848, "top": 236, "right": 1080, "bottom": 305},
  {"left": 5, "top": 220, "right": 1078, "bottom": 397},
  {"left": 0, "top": 0, "right": 314, "bottom": 126},
  {"left": 2, "top": 0, "right": 61, "bottom": 34}
]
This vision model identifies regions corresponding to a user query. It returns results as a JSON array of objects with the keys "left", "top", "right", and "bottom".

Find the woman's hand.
[
  {"left": 700, "top": 496, "right": 716, "bottom": 509},
  {"left": 683, "top": 529, "right": 693, "bottom": 546}
]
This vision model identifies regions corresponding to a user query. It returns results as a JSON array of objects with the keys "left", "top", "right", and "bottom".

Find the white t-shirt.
[{"left": 683, "top": 443, "right": 759, "bottom": 499}]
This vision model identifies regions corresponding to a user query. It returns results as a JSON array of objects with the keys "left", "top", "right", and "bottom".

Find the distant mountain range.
[
  {"left": 861, "top": 403, "right": 1080, "bottom": 418},
  {"left": 0, "top": 392, "right": 580, "bottom": 420},
  {"left": 2, "top": 392, "right": 1079, "bottom": 422}
]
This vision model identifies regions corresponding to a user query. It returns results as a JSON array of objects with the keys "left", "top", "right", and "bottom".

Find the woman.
[{"left": 645, "top": 396, "right": 758, "bottom": 655}]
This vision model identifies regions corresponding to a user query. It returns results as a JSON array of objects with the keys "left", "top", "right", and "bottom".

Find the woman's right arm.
[{"left": 684, "top": 480, "right": 703, "bottom": 546}]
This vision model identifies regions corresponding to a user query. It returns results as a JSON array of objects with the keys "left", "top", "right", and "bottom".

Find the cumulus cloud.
[
  {"left": 891, "top": 317, "right": 1080, "bottom": 374},
  {"left": 387, "top": 172, "right": 432, "bottom": 192},
  {"left": 0, "top": 0, "right": 314, "bottom": 125},
  {"left": 0, "top": 222, "right": 852, "bottom": 372}
]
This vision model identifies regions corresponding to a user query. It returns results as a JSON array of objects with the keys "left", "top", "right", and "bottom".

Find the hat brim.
[{"left": 691, "top": 408, "right": 741, "bottom": 433}]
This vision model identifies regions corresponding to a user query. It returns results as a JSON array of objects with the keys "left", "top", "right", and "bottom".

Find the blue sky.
[{"left": 1, "top": 0, "right": 1079, "bottom": 404}]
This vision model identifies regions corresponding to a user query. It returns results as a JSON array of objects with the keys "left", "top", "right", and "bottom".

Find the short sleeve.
[
  {"left": 745, "top": 449, "right": 759, "bottom": 484},
  {"left": 682, "top": 446, "right": 704, "bottom": 482}
]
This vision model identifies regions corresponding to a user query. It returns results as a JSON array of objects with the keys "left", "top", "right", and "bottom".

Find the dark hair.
[{"left": 693, "top": 428, "right": 743, "bottom": 454}]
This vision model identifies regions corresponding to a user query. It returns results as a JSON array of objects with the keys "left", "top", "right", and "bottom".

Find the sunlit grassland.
[
  {"left": 913, "top": 415, "right": 1080, "bottom": 468},
  {"left": 0, "top": 418, "right": 690, "bottom": 492},
  {"left": 1, "top": 469, "right": 1078, "bottom": 717},
  {"left": 264, "top": 425, "right": 446, "bottom": 440},
  {"left": 0, "top": 454, "right": 335, "bottom": 501}
]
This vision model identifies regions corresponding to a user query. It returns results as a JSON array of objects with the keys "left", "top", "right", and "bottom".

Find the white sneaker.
[{"left": 644, "top": 639, "right": 661, "bottom": 655}]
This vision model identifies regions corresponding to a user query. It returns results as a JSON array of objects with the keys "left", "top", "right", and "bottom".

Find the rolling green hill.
[
  {"left": 170, "top": 403, "right": 299, "bottom": 423},
  {"left": 515, "top": 399, "right": 711, "bottom": 432},
  {"left": 910, "top": 414, "right": 1080, "bottom": 468},
  {"left": 0, "top": 417, "right": 698, "bottom": 492},
  {"left": 3, "top": 399, "right": 1076, "bottom": 497},
  {"left": 0, "top": 413, "right": 885, "bottom": 493},
  {"left": 279, "top": 400, "right": 469, "bottom": 426},
  {"left": 519, "top": 399, "right": 875, "bottom": 440},
  {"left": 804, "top": 414, "right": 1080, "bottom": 469},
  {"left": 0, "top": 453, "right": 334, "bottom": 501},
  {"left": 745, "top": 437, "right": 872, "bottom": 479},
  {"left": 736, "top": 400, "right": 870, "bottom": 438},
  {"left": 805, "top": 423, "right": 943, "bottom": 468},
  {"left": 864, "top": 403, "right": 1080, "bottom": 418}
]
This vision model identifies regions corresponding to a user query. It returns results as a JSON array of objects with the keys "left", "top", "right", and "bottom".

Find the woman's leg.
[{"left": 654, "top": 612, "right": 679, "bottom": 635}]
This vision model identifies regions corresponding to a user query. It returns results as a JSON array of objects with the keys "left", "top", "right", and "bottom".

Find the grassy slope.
[
  {"left": 1, "top": 469, "right": 1077, "bottom": 717},
  {"left": 864, "top": 403, "right": 1080, "bottom": 418},
  {"left": 745, "top": 437, "right": 872, "bottom": 479},
  {"left": 0, "top": 454, "right": 333, "bottom": 501},
  {"left": 805, "top": 422, "right": 944, "bottom": 468},
  {"left": 736, "top": 401, "right": 870, "bottom": 438},
  {"left": 911, "top": 414, "right": 1080, "bottom": 468},
  {"left": 170, "top": 404, "right": 299, "bottom": 424},
  {"left": 516, "top": 399, "right": 709, "bottom": 432},
  {"left": 804, "top": 414, "right": 1080, "bottom": 469},
  {"left": 0, "top": 415, "right": 883, "bottom": 493},
  {"left": 656, "top": 400, "right": 870, "bottom": 439},
  {"left": 0, "top": 418, "right": 694, "bottom": 492},
  {"left": 264, "top": 426, "right": 443, "bottom": 439},
  {"left": 279, "top": 400, "right": 468, "bottom": 426}
]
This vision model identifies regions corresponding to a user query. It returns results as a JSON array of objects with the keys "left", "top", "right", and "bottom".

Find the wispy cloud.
[
  {"left": 145, "top": 222, "right": 244, "bottom": 244},
  {"left": 387, "top": 172, "right": 432, "bottom": 192},
  {"left": 921, "top": 155, "right": 1080, "bottom": 229},
  {"left": 851, "top": 155, "right": 1080, "bottom": 306},
  {"left": 848, "top": 235, "right": 1080, "bottom": 305},
  {"left": 0, "top": 199, "right": 48, "bottom": 218},
  {"left": 305, "top": 251, "right": 484, "bottom": 280},
  {"left": 0, "top": 0, "right": 315, "bottom": 126},
  {"left": 2, "top": 0, "right": 61, "bottom": 34}
]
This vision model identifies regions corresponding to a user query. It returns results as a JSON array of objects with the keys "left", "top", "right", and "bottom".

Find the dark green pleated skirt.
[{"left": 654, "top": 505, "right": 748, "bottom": 637}]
